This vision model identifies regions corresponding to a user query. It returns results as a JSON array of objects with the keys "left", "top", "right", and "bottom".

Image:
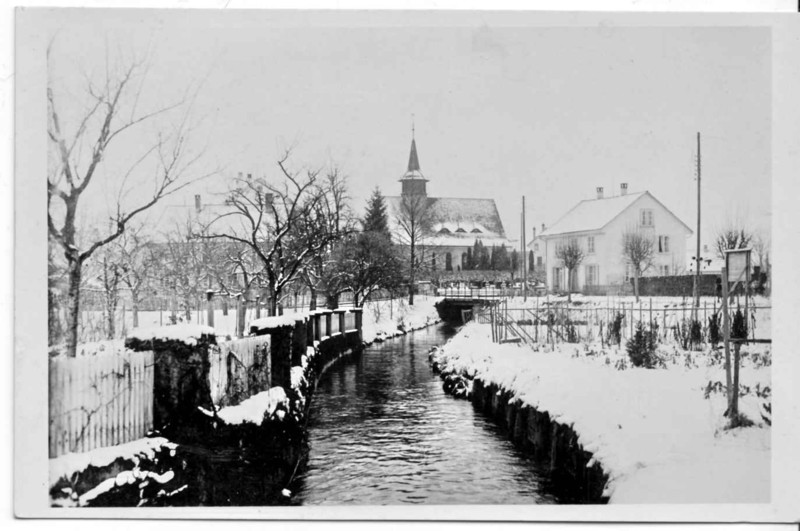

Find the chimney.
[
  {"left": 237, "top": 171, "right": 243, "bottom": 179},
  {"left": 532, "top": 227, "right": 537, "bottom": 240},
  {"left": 596, "top": 186, "right": 604, "bottom": 199},
  {"left": 541, "top": 223, "right": 546, "bottom": 233},
  {"left": 194, "top": 194, "right": 202, "bottom": 213},
  {"left": 247, "top": 173, "right": 252, "bottom": 180},
  {"left": 620, "top": 183, "right": 628, "bottom": 196}
]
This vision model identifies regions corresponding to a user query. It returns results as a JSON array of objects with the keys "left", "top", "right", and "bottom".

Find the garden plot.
[{"left": 432, "top": 320, "right": 771, "bottom": 503}]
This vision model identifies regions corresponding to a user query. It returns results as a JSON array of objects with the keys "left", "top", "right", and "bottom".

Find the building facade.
[{"left": 540, "top": 184, "right": 692, "bottom": 295}]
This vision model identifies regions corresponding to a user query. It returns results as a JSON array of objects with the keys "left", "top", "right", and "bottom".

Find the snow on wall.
[
  {"left": 249, "top": 314, "right": 307, "bottom": 331},
  {"left": 127, "top": 324, "right": 216, "bottom": 346},
  {"left": 49, "top": 436, "right": 176, "bottom": 487},
  {"left": 213, "top": 387, "right": 288, "bottom": 426}
]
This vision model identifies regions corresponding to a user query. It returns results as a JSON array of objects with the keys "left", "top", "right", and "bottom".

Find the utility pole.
[
  {"left": 693, "top": 132, "right": 702, "bottom": 320},
  {"left": 522, "top": 196, "right": 528, "bottom": 301}
]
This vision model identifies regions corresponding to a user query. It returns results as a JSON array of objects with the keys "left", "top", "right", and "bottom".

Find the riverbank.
[
  {"left": 48, "top": 297, "right": 443, "bottom": 506},
  {"left": 429, "top": 321, "right": 771, "bottom": 504}
]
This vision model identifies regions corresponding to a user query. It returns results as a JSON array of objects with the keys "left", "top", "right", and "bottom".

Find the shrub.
[
  {"left": 689, "top": 319, "right": 703, "bottom": 350},
  {"left": 607, "top": 312, "right": 624, "bottom": 346},
  {"left": 626, "top": 322, "right": 660, "bottom": 368},
  {"left": 708, "top": 313, "right": 721, "bottom": 347},
  {"left": 564, "top": 319, "right": 579, "bottom": 343},
  {"left": 732, "top": 309, "right": 748, "bottom": 340}
]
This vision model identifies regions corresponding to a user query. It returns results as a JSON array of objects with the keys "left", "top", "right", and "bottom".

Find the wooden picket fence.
[{"left": 48, "top": 350, "right": 154, "bottom": 458}]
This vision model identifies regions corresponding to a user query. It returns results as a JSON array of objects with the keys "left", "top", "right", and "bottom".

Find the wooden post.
[
  {"left": 721, "top": 266, "right": 733, "bottom": 415},
  {"left": 649, "top": 298, "right": 652, "bottom": 329}
]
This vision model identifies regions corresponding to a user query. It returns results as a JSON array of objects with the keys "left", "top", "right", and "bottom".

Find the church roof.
[{"left": 386, "top": 195, "right": 509, "bottom": 245}]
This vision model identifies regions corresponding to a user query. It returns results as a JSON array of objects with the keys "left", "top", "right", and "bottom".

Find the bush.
[
  {"left": 626, "top": 322, "right": 660, "bottom": 368},
  {"left": 607, "top": 312, "right": 624, "bottom": 345},
  {"left": 732, "top": 309, "right": 748, "bottom": 340},
  {"left": 689, "top": 319, "right": 703, "bottom": 350},
  {"left": 708, "top": 313, "right": 721, "bottom": 346}
]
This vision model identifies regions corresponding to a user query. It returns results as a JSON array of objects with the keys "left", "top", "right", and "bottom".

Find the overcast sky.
[{"left": 44, "top": 9, "right": 771, "bottom": 248}]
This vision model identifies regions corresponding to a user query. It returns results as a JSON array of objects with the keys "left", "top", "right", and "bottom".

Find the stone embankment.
[{"left": 430, "top": 346, "right": 609, "bottom": 504}]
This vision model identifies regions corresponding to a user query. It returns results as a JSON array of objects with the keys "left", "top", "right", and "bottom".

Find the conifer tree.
[{"left": 362, "top": 187, "right": 391, "bottom": 238}]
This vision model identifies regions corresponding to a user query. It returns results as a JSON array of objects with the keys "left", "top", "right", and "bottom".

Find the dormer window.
[
  {"left": 438, "top": 227, "right": 451, "bottom": 234},
  {"left": 470, "top": 228, "right": 482, "bottom": 234},
  {"left": 455, "top": 228, "right": 467, "bottom": 233}
]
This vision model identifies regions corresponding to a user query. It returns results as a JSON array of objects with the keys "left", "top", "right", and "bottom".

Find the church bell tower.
[{"left": 399, "top": 123, "right": 428, "bottom": 197}]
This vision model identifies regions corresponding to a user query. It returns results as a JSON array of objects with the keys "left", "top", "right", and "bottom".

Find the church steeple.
[
  {"left": 407, "top": 137, "right": 421, "bottom": 173},
  {"left": 399, "top": 119, "right": 428, "bottom": 196}
]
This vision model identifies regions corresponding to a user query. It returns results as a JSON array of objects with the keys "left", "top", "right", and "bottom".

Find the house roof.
[
  {"left": 386, "top": 196, "right": 508, "bottom": 242},
  {"left": 540, "top": 191, "right": 692, "bottom": 238}
]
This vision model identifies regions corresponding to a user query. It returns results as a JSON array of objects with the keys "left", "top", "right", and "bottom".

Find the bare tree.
[
  {"left": 296, "top": 168, "right": 354, "bottom": 310},
  {"left": 554, "top": 239, "right": 585, "bottom": 303},
  {"left": 715, "top": 225, "right": 753, "bottom": 259},
  {"left": 117, "top": 227, "right": 156, "bottom": 329},
  {"left": 47, "top": 44, "right": 209, "bottom": 355},
  {"left": 622, "top": 229, "right": 655, "bottom": 302},
  {"left": 394, "top": 193, "right": 434, "bottom": 305},
  {"left": 202, "top": 154, "right": 344, "bottom": 317}
]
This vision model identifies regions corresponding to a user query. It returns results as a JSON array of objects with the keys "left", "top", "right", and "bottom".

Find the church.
[{"left": 386, "top": 133, "right": 512, "bottom": 275}]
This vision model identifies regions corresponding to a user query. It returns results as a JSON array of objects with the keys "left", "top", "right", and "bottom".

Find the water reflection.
[{"left": 292, "top": 323, "right": 557, "bottom": 505}]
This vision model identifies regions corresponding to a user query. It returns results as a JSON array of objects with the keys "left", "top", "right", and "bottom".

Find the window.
[
  {"left": 537, "top": 256, "right": 543, "bottom": 267},
  {"left": 587, "top": 236, "right": 595, "bottom": 254},
  {"left": 470, "top": 228, "right": 482, "bottom": 233},
  {"left": 624, "top": 263, "right": 633, "bottom": 282},
  {"left": 585, "top": 264, "right": 599, "bottom": 287},
  {"left": 438, "top": 227, "right": 451, "bottom": 234},
  {"left": 534, "top": 243, "right": 539, "bottom": 251},
  {"left": 640, "top": 209, "right": 654, "bottom": 227},
  {"left": 445, "top": 252, "right": 453, "bottom": 271},
  {"left": 660, "top": 264, "right": 670, "bottom": 276},
  {"left": 658, "top": 235, "right": 670, "bottom": 253},
  {"left": 455, "top": 228, "right": 467, "bottom": 233}
]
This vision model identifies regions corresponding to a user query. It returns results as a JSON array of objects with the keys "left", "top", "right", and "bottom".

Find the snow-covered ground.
[
  {"left": 361, "top": 295, "right": 442, "bottom": 344},
  {"left": 431, "top": 320, "right": 771, "bottom": 503}
]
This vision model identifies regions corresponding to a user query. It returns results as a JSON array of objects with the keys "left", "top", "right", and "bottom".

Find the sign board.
[{"left": 725, "top": 249, "right": 751, "bottom": 283}]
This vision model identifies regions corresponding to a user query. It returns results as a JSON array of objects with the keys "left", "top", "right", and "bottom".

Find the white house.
[{"left": 540, "top": 184, "right": 693, "bottom": 295}]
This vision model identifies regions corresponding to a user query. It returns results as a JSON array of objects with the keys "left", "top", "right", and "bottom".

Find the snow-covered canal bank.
[
  {"left": 291, "top": 322, "right": 560, "bottom": 505},
  {"left": 430, "top": 321, "right": 771, "bottom": 504}
]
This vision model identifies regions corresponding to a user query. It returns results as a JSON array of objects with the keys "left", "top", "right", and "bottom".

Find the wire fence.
[{"left": 478, "top": 298, "right": 771, "bottom": 348}]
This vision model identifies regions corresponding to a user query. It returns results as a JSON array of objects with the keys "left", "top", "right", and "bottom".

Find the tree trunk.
[
  {"left": 409, "top": 240, "right": 416, "bottom": 306},
  {"left": 567, "top": 268, "right": 572, "bottom": 303},
  {"left": 237, "top": 296, "right": 247, "bottom": 337},
  {"left": 309, "top": 285, "right": 317, "bottom": 311},
  {"left": 105, "top": 293, "right": 116, "bottom": 340},
  {"left": 65, "top": 260, "right": 83, "bottom": 357},
  {"left": 48, "top": 287, "right": 63, "bottom": 346},
  {"left": 634, "top": 270, "right": 640, "bottom": 302},
  {"left": 131, "top": 288, "right": 140, "bottom": 328},
  {"left": 222, "top": 299, "right": 229, "bottom": 316}
]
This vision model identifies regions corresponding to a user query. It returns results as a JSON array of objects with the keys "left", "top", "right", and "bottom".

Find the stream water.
[{"left": 290, "top": 322, "right": 557, "bottom": 505}]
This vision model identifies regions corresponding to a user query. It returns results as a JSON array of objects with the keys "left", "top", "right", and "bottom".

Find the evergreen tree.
[
  {"left": 362, "top": 187, "right": 391, "bottom": 237},
  {"left": 490, "top": 245, "right": 498, "bottom": 270},
  {"left": 472, "top": 239, "right": 482, "bottom": 270},
  {"left": 466, "top": 248, "right": 473, "bottom": 269},
  {"left": 510, "top": 248, "right": 519, "bottom": 275},
  {"left": 494, "top": 244, "right": 510, "bottom": 271}
]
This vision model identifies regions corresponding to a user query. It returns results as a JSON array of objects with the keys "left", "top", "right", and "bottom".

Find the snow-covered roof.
[
  {"left": 540, "top": 191, "right": 692, "bottom": 238},
  {"left": 387, "top": 195, "right": 507, "bottom": 241},
  {"left": 540, "top": 192, "right": 646, "bottom": 237}
]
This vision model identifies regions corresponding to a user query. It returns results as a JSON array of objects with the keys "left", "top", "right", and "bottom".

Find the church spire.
[
  {"left": 407, "top": 138, "right": 421, "bottom": 173},
  {"left": 407, "top": 116, "right": 420, "bottom": 173}
]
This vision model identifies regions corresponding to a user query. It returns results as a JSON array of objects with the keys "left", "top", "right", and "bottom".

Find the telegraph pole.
[
  {"left": 522, "top": 195, "right": 528, "bottom": 301},
  {"left": 693, "top": 132, "right": 702, "bottom": 320}
]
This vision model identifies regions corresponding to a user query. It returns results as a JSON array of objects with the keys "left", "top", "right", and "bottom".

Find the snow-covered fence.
[{"left": 48, "top": 350, "right": 154, "bottom": 458}]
